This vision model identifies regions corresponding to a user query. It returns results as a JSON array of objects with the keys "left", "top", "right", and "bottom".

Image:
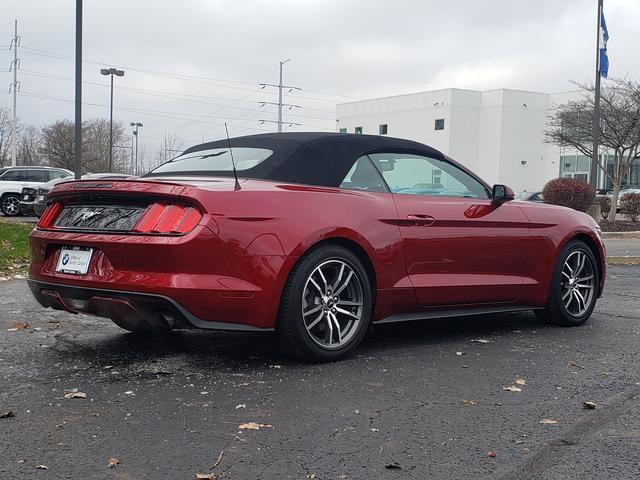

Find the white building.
[{"left": 336, "top": 88, "right": 633, "bottom": 192}]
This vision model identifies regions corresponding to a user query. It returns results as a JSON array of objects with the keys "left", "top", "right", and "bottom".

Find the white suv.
[{"left": 0, "top": 166, "right": 73, "bottom": 216}]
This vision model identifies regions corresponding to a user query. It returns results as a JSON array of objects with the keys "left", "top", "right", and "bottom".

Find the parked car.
[
  {"left": 1, "top": 166, "right": 73, "bottom": 216},
  {"left": 28, "top": 133, "right": 605, "bottom": 362},
  {"left": 516, "top": 191, "right": 544, "bottom": 202},
  {"left": 18, "top": 187, "right": 39, "bottom": 216},
  {"left": 24, "top": 173, "right": 136, "bottom": 218}
]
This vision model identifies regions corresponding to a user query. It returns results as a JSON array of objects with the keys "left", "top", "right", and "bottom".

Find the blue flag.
[{"left": 599, "top": 8, "right": 609, "bottom": 77}]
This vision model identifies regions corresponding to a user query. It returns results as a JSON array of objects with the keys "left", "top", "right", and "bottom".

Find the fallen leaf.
[
  {"left": 470, "top": 339, "right": 490, "bottom": 344},
  {"left": 7, "top": 321, "right": 30, "bottom": 332},
  {"left": 107, "top": 458, "right": 120, "bottom": 468},
  {"left": 463, "top": 399, "right": 476, "bottom": 406},
  {"left": 235, "top": 404, "right": 246, "bottom": 409},
  {"left": 370, "top": 427, "right": 379, "bottom": 432},
  {"left": 568, "top": 361, "right": 586, "bottom": 370},
  {"left": 239, "top": 422, "right": 272, "bottom": 430},
  {"left": 0, "top": 411, "right": 15, "bottom": 418},
  {"left": 540, "top": 419, "right": 559, "bottom": 425},
  {"left": 35, "top": 465, "right": 49, "bottom": 470},
  {"left": 487, "top": 451, "right": 497, "bottom": 458},
  {"left": 195, "top": 474, "right": 217, "bottom": 480},
  {"left": 515, "top": 379, "right": 526, "bottom": 385},
  {"left": 521, "top": 447, "right": 531, "bottom": 453},
  {"left": 211, "top": 450, "right": 223, "bottom": 468},
  {"left": 455, "top": 351, "right": 465, "bottom": 356},
  {"left": 385, "top": 462, "right": 401, "bottom": 470},
  {"left": 583, "top": 401, "right": 597, "bottom": 410},
  {"left": 503, "top": 386, "right": 522, "bottom": 392},
  {"left": 270, "top": 364, "right": 282, "bottom": 369},
  {"left": 64, "top": 391, "right": 87, "bottom": 399}
]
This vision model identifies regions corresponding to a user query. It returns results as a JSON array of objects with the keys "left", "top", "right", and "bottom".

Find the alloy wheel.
[
  {"left": 2, "top": 196, "right": 20, "bottom": 216},
  {"left": 560, "top": 250, "right": 595, "bottom": 317},
  {"left": 301, "top": 259, "right": 364, "bottom": 350}
]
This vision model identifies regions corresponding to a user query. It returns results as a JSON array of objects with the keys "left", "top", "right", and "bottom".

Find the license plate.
[
  {"left": 55, "top": 247, "right": 93, "bottom": 275},
  {"left": 37, "top": 195, "right": 45, "bottom": 202}
]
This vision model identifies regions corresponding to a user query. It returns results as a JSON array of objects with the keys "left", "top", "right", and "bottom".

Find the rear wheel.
[
  {"left": 1, "top": 194, "right": 20, "bottom": 216},
  {"left": 535, "top": 240, "right": 599, "bottom": 326},
  {"left": 277, "top": 245, "right": 372, "bottom": 362}
]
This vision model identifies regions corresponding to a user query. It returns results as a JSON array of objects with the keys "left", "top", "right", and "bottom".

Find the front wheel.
[
  {"left": 1, "top": 194, "right": 21, "bottom": 216},
  {"left": 536, "top": 240, "right": 599, "bottom": 327},
  {"left": 277, "top": 245, "right": 373, "bottom": 362}
]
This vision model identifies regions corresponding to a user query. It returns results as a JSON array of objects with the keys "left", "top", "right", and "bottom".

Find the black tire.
[
  {"left": 277, "top": 245, "right": 373, "bottom": 362},
  {"left": 535, "top": 240, "right": 599, "bottom": 327},
  {"left": 1, "top": 194, "right": 21, "bottom": 217}
]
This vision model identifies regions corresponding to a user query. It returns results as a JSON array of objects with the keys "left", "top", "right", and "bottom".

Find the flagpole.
[{"left": 590, "top": 0, "right": 603, "bottom": 189}]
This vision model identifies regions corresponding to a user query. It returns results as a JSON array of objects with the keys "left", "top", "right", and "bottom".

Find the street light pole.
[
  {"left": 131, "top": 122, "right": 143, "bottom": 175},
  {"left": 101, "top": 68, "right": 125, "bottom": 172},
  {"left": 74, "top": 0, "right": 82, "bottom": 179}
]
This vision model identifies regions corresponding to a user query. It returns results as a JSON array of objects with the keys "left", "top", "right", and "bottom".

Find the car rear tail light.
[
  {"left": 37, "top": 202, "right": 63, "bottom": 228},
  {"left": 132, "top": 203, "right": 202, "bottom": 234}
]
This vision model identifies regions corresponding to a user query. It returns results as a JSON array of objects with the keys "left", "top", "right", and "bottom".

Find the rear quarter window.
[{"left": 150, "top": 148, "right": 273, "bottom": 174}]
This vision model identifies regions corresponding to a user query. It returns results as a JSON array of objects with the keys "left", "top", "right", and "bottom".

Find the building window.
[
  {"left": 354, "top": 127, "right": 363, "bottom": 134},
  {"left": 432, "top": 169, "right": 442, "bottom": 185},
  {"left": 379, "top": 124, "right": 388, "bottom": 135},
  {"left": 339, "top": 128, "right": 347, "bottom": 134},
  {"left": 434, "top": 119, "right": 445, "bottom": 131}
]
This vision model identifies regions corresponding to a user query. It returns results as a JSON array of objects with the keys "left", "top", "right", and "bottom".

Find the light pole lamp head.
[{"left": 101, "top": 67, "right": 125, "bottom": 76}]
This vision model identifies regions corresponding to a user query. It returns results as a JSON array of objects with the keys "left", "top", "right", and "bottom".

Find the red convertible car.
[{"left": 28, "top": 133, "right": 605, "bottom": 361}]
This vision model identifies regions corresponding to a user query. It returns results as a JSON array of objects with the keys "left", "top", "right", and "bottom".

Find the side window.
[
  {"left": 47, "top": 170, "right": 70, "bottom": 181},
  {"left": 340, "top": 156, "right": 389, "bottom": 193},
  {"left": 1, "top": 170, "right": 28, "bottom": 181},
  {"left": 27, "top": 170, "right": 47, "bottom": 182},
  {"left": 369, "top": 153, "right": 489, "bottom": 198}
]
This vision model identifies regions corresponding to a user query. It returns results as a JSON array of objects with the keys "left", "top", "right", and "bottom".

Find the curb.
[
  {"left": 606, "top": 256, "right": 640, "bottom": 265},
  {"left": 602, "top": 231, "right": 640, "bottom": 239}
]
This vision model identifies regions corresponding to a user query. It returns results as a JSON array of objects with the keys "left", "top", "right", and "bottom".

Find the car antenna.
[{"left": 225, "top": 122, "right": 241, "bottom": 191}]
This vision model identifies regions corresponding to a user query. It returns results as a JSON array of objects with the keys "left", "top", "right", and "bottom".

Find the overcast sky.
[{"left": 1, "top": 0, "right": 639, "bottom": 153}]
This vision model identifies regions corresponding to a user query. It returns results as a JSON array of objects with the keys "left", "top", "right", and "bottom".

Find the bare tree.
[
  {"left": 0, "top": 106, "right": 20, "bottom": 167},
  {"left": 41, "top": 120, "right": 75, "bottom": 170},
  {"left": 40, "top": 118, "right": 131, "bottom": 174},
  {"left": 545, "top": 78, "right": 640, "bottom": 220},
  {"left": 18, "top": 125, "right": 42, "bottom": 166}
]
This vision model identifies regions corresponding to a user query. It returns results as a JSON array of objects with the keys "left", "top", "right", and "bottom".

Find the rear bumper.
[
  {"left": 18, "top": 201, "right": 35, "bottom": 216},
  {"left": 28, "top": 279, "right": 273, "bottom": 332},
  {"left": 28, "top": 225, "right": 290, "bottom": 330}
]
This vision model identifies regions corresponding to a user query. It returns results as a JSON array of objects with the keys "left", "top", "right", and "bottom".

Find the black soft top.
[{"left": 146, "top": 132, "right": 446, "bottom": 187}]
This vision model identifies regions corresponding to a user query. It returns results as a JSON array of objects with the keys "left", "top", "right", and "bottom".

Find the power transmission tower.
[
  {"left": 260, "top": 59, "right": 300, "bottom": 132},
  {"left": 9, "top": 20, "right": 20, "bottom": 167}
]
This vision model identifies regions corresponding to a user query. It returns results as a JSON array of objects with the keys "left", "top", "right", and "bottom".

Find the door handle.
[{"left": 407, "top": 214, "right": 435, "bottom": 226}]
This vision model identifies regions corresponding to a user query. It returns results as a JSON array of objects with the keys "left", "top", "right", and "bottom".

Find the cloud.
[{"left": 1, "top": 0, "right": 637, "bottom": 152}]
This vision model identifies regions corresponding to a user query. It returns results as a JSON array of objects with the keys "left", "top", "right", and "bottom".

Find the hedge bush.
[
  {"left": 620, "top": 192, "right": 640, "bottom": 222},
  {"left": 598, "top": 196, "right": 611, "bottom": 220},
  {"left": 542, "top": 178, "right": 595, "bottom": 212}
]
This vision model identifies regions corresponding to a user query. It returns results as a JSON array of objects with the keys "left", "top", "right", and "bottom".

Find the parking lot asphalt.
[{"left": 0, "top": 267, "right": 639, "bottom": 480}]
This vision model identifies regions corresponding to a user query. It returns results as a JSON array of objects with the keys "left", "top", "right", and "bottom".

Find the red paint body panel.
[{"left": 28, "top": 175, "right": 606, "bottom": 330}]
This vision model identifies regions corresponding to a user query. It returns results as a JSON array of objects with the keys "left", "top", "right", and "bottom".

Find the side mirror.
[{"left": 492, "top": 184, "right": 515, "bottom": 204}]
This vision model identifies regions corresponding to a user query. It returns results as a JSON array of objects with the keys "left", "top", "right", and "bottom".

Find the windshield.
[{"left": 149, "top": 147, "right": 273, "bottom": 175}]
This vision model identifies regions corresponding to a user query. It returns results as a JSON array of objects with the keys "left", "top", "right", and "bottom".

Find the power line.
[
  {"left": 19, "top": 45, "right": 355, "bottom": 104},
  {"left": 20, "top": 68, "right": 337, "bottom": 116}
]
